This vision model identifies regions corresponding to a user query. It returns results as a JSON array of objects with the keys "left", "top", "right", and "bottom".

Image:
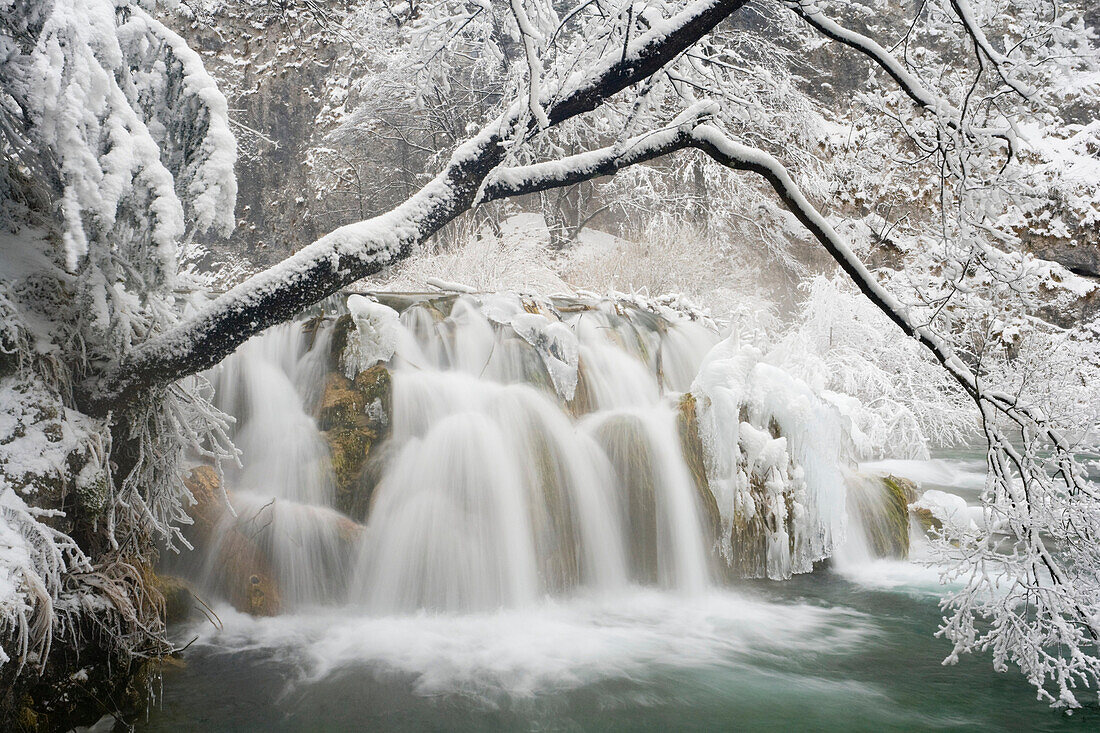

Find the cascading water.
[
  {"left": 201, "top": 324, "right": 355, "bottom": 608},
  {"left": 142, "top": 289, "right": 1008, "bottom": 732},
  {"left": 145, "top": 291, "right": 1065, "bottom": 733},
  {"left": 188, "top": 290, "right": 897, "bottom": 617}
]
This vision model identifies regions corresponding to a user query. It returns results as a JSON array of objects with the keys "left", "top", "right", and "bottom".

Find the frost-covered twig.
[
  {"left": 509, "top": 0, "right": 552, "bottom": 129},
  {"left": 947, "top": 0, "right": 1036, "bottom": 101},
  {"left": 783, "top": 0, "right": 957, "bottom": 120}
]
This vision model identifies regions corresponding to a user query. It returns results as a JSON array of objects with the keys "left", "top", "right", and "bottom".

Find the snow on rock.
[
  {"left": 425, "top": 277, "right": 477, "bottom": 294},
  {"left": 0, "top": 378, "right": 107, "bottom": 501},
  {"left": 510, "top": 313, "right": 580, "bottom": 401},
  {"left": 478, "top": 292, "right": 527, "bottom": 325},
  {"left": 738, "top": 421, "right": 797, "bottom": 579},
  {"left": 343, "top": 295, "right": 401, "bottom": 378},
  {"left": 469, "top": 292, "right": 581, "bottom": 401},
  {"left": 484, "top": 294, "right": 582, "bottom": 400},
  {"left": 0, "top": 378, "right": 97, "bottom": 670},
  {"left": 912, "top": 489, "right": 977, "bottom": 537}
]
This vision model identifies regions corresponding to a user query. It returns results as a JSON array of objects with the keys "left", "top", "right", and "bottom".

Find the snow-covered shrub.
[
  {"left": 775, "top": 275, "right": 976, "bottom": 460},
  {"left": 378, "top": 214, "right": 570, "bottom": 294}
]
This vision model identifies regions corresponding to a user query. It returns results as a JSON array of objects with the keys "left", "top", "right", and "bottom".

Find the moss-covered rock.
[
  {"left": 317, "top": 365, "right": 392, "bottom": 521},
  {"left": 182, "top": 464, "right": 224, "bottom": 545},
  {"left": 71, "top": 465, "right": 109, "bottom": 519},
  {"left": 676, "top": 393, "right": 722, "bottom": 546},
  {"left": 318, "top": 373, "right": 363, "bottom": 430},
  {"left": 848, "top": 474, "right": 918, "bottom": 559},
  {"left": 911, "top": 498, "right": 943, "bottom": 533},
  {"left": 881, "top": 474, "right": 918, "bottom": 557},
  {"left": 1, "top": 639, "right": 177, "bottom": 732},
  {"left": 328, "top": 314, "right": 355, "bottom": 372},
  {"left": 150, "top": 574, "right": 196, "bottom": 624}
]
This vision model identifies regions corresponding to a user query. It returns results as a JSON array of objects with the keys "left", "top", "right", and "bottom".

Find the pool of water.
[{"left": 139, "top": 456, "right": 1100, "bottom": 732}]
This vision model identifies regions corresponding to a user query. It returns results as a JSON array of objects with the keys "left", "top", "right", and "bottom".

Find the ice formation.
[{"left": 691, "top": 334, "right": 855, "bottom": 578}]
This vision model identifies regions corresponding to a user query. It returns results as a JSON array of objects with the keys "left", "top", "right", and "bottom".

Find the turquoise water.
[
  {"left": 140, "top": 456, "right": 1100, "bottom": 732},
  {"left": 141, "top": 569, "right": 1099, "bottom": 731}
]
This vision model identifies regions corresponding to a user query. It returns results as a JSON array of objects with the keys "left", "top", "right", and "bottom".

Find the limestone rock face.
[
  {"left": 219, "top": 532, "right": 283, "bottom": 617},
  {"left": 566, "top": 357, "right": 594, "bottom": 417}
]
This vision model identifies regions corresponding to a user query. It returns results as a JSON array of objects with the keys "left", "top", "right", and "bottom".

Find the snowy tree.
[
  {"left": 2, "top": 0, "right": 1099, "bottom": 710},
  {"left": 1, "top": 0, "right": 236, "bottom": 687}
]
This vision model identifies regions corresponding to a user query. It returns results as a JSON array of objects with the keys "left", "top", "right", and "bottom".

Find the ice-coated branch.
[
  {"left": 80, "top": 0, "right": 750, "bottom": 414},
  {"left": 481, "top": 103, "right": 720, "bottom": 200},
  {"left": 784, "top": 0, "right": 1033, "bottom": 146},
  {"left": 509, "top": 0, "right": 551, "bottom": 129}
]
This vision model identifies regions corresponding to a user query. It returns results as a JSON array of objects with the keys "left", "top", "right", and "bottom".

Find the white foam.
[{"left": 186, "top": 588, "right": 873, "bottom": 699}]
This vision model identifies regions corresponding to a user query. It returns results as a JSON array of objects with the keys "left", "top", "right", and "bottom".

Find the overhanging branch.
[
  {"left": 80, "top": 0, "right": 749, "bottom": 414},
  {"left": 783, "top": 0, "right": 955, "bottom": 117},
  {"left": 88, "top": 0, "right": 1080, "bottom": 505}
]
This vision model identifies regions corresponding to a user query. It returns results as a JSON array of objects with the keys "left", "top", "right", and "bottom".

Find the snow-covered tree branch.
[{"left": 79, "top": 0, "right": 750, "bottom": 413}]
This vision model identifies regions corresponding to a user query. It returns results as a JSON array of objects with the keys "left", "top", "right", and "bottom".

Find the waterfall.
[{"left": 190, "top": 291, "right": 904, "bottom": 616}]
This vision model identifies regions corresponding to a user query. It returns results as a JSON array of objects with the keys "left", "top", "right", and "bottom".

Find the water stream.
[{"left": 146, "top": 292, "right": 1098, "bottom": 730}]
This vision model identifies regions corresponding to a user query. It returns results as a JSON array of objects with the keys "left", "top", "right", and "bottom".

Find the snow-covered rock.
[
  {"left": 510, "top": 313, "right": 580, "bottom": 401},
  {"left": 911, "top": 489, "right": 976, "bottom": 537},
  {"left": 343, "top": 296, "right": 401, "bottom": 378}
]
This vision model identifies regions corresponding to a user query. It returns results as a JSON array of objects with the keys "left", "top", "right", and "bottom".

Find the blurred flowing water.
[
  {"left": 144, "top": 294, "right": 1099, "bottom": 731},
  {"left": 141, "top": 540, "right": 1099, "bottom": 731}
]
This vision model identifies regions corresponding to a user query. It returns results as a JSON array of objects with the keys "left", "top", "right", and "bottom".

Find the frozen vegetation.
[{"left": 1, "top": 0, "right": 1099, "bottom": 726}]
